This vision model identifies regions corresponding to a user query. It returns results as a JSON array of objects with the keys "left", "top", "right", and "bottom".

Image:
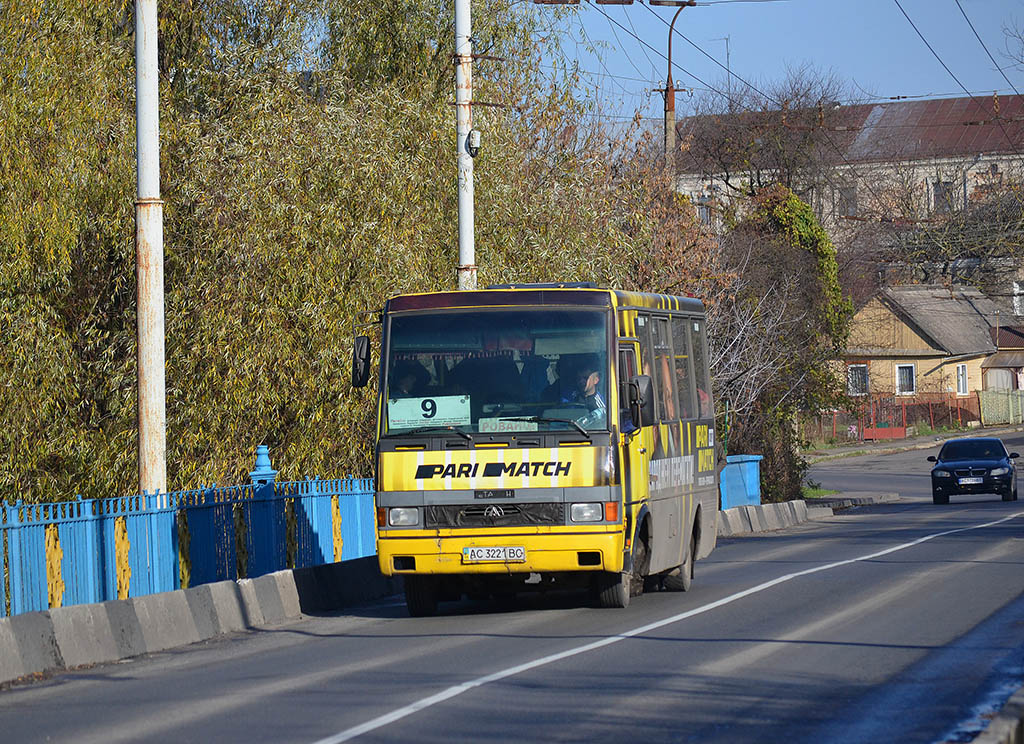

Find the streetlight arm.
[{"left": 666, "top": 1, "right": 696, "bottom": 86}]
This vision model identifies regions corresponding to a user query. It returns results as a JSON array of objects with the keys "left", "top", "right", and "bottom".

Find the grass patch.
[{"left": 803, "top": 481, "right": 840, "bottom": 499}]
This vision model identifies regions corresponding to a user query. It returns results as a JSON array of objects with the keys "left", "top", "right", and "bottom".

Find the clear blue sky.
[{"left": 543, "top": 0, "right": 1024, "bottom": 127}]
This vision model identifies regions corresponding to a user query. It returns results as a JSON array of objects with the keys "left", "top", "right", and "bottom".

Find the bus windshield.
[{"left": 384, "top": 309, "right": 610, "bottom": 435}]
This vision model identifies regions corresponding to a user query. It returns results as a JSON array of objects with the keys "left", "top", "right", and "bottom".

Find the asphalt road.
[{"left": 3, "top": 445, "right": 1024, "bottom": 743}]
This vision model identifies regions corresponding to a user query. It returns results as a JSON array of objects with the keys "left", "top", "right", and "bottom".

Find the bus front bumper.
[{"left": 377, "top": 531, "right": 625, "bottom": 576}]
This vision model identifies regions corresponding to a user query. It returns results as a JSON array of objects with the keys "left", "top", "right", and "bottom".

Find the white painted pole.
[
  {"left": 455, "top": 0, "right": 477, "bottom": 290},
  {"left": 135, "top": 0, "right": 167, "bottom": 498}
]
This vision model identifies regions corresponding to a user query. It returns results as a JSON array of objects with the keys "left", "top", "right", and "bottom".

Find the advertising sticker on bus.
[{"left": 387, "top": 395, "right": 471, "bottom": 430}]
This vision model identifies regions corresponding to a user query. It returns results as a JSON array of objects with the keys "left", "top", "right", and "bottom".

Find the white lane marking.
[{"left": 311, "top": 512, "right": 1024, "bottom": 744}]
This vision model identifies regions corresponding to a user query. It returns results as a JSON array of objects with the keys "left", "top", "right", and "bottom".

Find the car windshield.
[
  {"left": 383, "top": 308, "right": 610, "bottom": 435},
  {"left": 939, "top": 440, "right": 1006, "bottom": 461}
]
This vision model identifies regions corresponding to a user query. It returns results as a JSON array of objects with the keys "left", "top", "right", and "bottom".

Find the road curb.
[{"left": 0, "top": 555, "right": 400, "bottom": 688}]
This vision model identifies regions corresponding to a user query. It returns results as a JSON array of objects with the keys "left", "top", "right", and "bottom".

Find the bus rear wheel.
[
  {"left": 404, "top": 575, "right": 439, "bottom": 617},
  {"left": 662, "top": 534, "right": 695, "bottom": 592}
]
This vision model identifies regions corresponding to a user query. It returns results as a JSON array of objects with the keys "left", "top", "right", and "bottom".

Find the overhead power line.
[
  {"left": 892, "top": 0, "right": 1020, "bottom": 157},
  {"left": 955, "top": 0, "right": 1022, "bottom": 98}
]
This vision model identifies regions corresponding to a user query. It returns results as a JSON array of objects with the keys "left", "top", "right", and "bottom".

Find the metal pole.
[
  {"left": 664, "top": 2, "right": 694, "bottom": 162},
  {"left": 455, "top": 0, "right": 477, "bottom": 290},
  {"left": 135, "top": 0, "right": 167, "bottom": 498}
]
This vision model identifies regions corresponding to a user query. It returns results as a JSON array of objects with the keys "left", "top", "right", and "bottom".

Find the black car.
[{"left": 928, "top": 436, "right": 1019, "bottom": 504}]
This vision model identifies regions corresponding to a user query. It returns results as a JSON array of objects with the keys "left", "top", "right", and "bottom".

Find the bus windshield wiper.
[
  {"left": 501, "top": 416, "right": 591, "bottom": 439},
  {"left": 385, "top": 425, "right": 473, "bottom": 442}
]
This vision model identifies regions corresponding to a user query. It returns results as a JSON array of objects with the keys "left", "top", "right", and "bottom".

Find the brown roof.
[
  {"left": 990, "top": 325, "right": 1024, "bottom": 349},
  {"left": 842, "top": 96, "right": 1024, "bottom": 163},
  {"left": 677, "top": 94, "right": 1024, "bottom": 172}
]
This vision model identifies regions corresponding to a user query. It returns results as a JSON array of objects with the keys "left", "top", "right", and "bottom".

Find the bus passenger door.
[{"left": 618, "top": 344, "right": 650, "bottom": 554}]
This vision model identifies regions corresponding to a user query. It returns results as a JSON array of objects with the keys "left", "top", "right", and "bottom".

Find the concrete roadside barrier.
[
  {"left": 716, "top": 492, "right": 897, "bottom": 537},
  {"left": 50, "top": 603, "right": 119, "bottom": 669},
  {"left": 0, "top": 556, "right": 401, "bottom": 688},
  {"left": 132, "top": 590, "right": 201, "bottom": 655},
  {"left": 975, "top": 685, "right": 1024, "bottom": 743}
]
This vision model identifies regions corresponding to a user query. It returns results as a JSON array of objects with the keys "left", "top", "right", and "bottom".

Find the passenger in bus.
[
  {"left": 390, "top": 361, "right": 429, "bottom": 397},
  {"left": 541, "top": 357, "right": 576, "bottom": 403}
]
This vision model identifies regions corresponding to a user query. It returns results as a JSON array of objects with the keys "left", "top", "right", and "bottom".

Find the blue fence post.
[
  {"left": 249, "top": 445, "right": 280, "bottom": 577},
  {"left": 1, "top": 501, "right": 8, "bottom": 617}
]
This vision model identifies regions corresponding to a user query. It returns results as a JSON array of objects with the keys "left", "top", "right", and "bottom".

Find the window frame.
[
  {"left": 837, "top": 184, "right": 857, "bottom": 218},
  {"left": 956, "top": 363, "right": 968, "bottom": 396},
  {"left": 933, "top": 179, "right": 956, "bottom": 214},
  {"left": 847, "top": 363, "right": 869, "bottom": 396},
  {"left": 895, "top": 363, "right": 917, "bottom": 396}
]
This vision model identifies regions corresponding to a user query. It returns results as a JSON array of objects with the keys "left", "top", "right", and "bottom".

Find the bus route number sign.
[{"left": 387, "top": 395, "right": 471, "bottom": 429}]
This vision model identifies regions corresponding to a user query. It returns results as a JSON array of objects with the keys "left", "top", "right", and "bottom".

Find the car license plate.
[
  {"left": 959, "top": 477, "right": 983, "bottom": 485},
  {"left": 462, "top": 546, "right": 526, "bottom": 563}
]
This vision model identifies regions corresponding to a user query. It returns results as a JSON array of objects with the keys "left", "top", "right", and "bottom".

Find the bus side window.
[
  {"left": 618, "top": 346, "right": 638, "bottom": 432},
  {"left": 653, "top": 317, "right": 677, "bottom": 422},
  {"left": 672, "top": 317, "right": 696, "bottom": 419},
  {"left": 636, "top": 314, "right": 659, "bottom": 419},
  {"left": 691, "top": 319, "right": 712, "bottom": 418}
]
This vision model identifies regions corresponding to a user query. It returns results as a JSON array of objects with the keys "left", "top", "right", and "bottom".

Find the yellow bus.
[{"left": 352, "top": 283, "right": 719, "bottom": 615}]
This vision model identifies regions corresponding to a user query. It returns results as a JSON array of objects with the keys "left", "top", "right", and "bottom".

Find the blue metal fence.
[{"left": 0, "top": 451, "right": 376, "bottom": 618}]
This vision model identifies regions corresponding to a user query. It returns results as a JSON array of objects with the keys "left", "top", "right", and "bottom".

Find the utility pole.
[
  {"left": 455, "top": 0, "right": 477, "bottom": 290},
  {"left": 135, "top": 0, "right": 167, "bottom": 497},
  {"left": 658, "top": 0, "right": 696, "bottom": 161}
]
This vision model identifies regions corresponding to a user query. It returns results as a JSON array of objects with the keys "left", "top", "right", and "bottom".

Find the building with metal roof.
[{"left": 675, "top": 94, "right": 1024, "bottom": 231}]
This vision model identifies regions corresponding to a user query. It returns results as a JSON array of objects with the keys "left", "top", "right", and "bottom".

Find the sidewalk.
[{"left": 802, "top": 424, "right": 1024, "bottom": 465}]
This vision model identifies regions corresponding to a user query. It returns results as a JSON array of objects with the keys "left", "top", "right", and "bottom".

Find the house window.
[
  {"left": 933, "top": 180, "right": 955, "bottom": 214},
  {"left": 847, "top": 364, "right": 868, "bottom": 396},
  {"left": 896, "top": 363, "right": 916, "bottom": 395},
  {"left": 837, "top": 185, "right": 857, "bottom": 217},
  {"left": 956, "top": 363, "right": 968, "bottom": 395}
]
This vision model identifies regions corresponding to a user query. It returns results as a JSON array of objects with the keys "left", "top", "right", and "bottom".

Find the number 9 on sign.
[{"left": 386, "top": 395, "right": 471, "bottom": 429}]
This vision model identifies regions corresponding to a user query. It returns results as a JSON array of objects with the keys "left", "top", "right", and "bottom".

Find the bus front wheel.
[
  {"left": 596, "top": 537, "right": 647, "bottom": 608},
  {"left": 404, "top": 575, "right": 439, "bottom": 617},
  {"left": 596, "top": 570, "right": 630, "bottom": 608}
]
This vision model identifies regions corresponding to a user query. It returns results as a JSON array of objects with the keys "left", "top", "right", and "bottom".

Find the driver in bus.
[{"left": 565, "top": 355, "right": 606, "bottom": 425}]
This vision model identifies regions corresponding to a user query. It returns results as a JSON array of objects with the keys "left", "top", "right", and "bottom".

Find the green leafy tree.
[
  {"left": 1, "top": 0, "right": 721, "bottom": 502},
  {"left": 717, "top": 185, "right": 852, "bottom": 501}
]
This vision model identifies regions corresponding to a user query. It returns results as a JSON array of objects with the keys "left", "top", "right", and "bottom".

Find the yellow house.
[{"left": 844, "top": 285, "right": 1000, "bottom": 399}]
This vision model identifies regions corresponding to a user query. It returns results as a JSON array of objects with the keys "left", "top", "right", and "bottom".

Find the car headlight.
[
  {"left": 990, "top": 467, "right": 1010, "bottom": 476},
  {"left": 932, "top": 470, "right": 952, "bottom": 478},
  {"left": 388, "top": 507, "right": 419, "bottom": 526},
  {"left": 570, "top": 503, "right": 603, "bottom": 522}
]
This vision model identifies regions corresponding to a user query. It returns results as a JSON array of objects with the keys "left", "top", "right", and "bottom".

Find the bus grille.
[{"left": 425, "top": 503, "right": 565, "bottom": 528}]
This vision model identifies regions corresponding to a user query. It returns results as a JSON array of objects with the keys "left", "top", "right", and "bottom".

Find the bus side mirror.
[
  {"left": 628, "top": 374, "right": 655, "bottom": 428},
  {"left": 352, "top": 335, "right": 371, "bottom": 388}
]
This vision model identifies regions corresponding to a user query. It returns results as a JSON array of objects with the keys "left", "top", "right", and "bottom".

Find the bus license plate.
[
  {"left": 959, "top": 477, "right": 983, "bottom": 485},
  {"left": 462, "top": 546, "right": 526, "bottom": 563}
]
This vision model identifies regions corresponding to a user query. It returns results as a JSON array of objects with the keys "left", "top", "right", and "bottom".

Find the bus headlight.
[
  {"left": 570, "top": 503, "right": 603, "bottom": 522},
  {"left": 389, "top": 507, "right": 419, "bottom": 526}
]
